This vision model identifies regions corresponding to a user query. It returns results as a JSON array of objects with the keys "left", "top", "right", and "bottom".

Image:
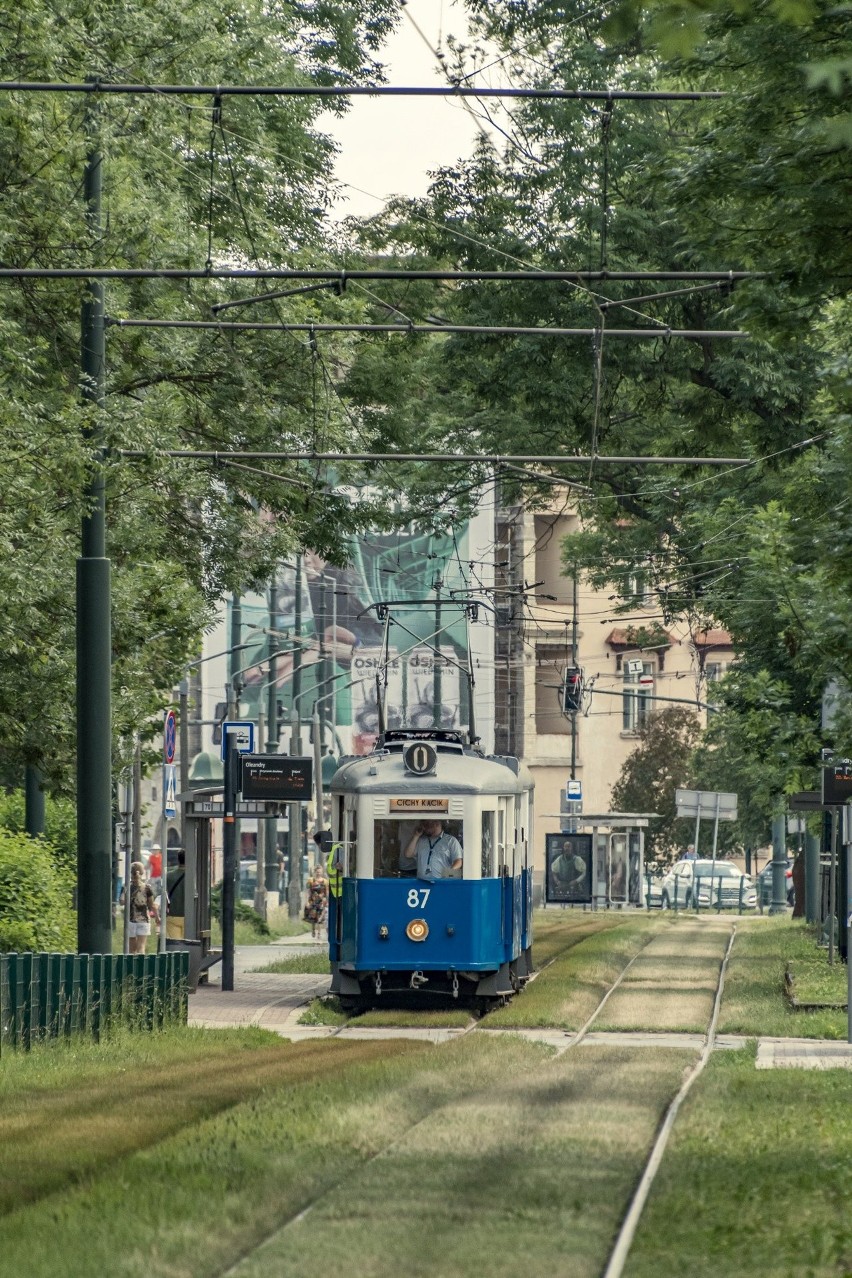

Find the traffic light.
[{"left": 562, "top": 667, "right": 583, "bottom": 713}]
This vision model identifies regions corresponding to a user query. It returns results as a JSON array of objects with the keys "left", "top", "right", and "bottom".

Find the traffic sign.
[
  {"left": 164, "top": 764, "right": 177, "bottom": 817},
  {"left": 567, "top": 779, "right": 582, "bottom": 800},
  {"left": 220, "top": 720, "right": 255, "bottom": 760},
  {"left": 675, "top": 788, "right": 738, "bottom": 820},
  {"left": 163, "top": 708, "right": 177, "bottom": 764}
]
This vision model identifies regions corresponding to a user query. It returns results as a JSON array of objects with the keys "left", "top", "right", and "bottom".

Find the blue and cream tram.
[{"left": 327, "top": 729, "right": 534, "bottom": 1009}]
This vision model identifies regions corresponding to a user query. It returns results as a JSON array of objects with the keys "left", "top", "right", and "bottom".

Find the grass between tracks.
[
  {"left": 0, "top": 1026, "right": 694, "bottom": 1278},
  {"left": 625, "top": 1045, "right": 852, "bottom": 1278}
]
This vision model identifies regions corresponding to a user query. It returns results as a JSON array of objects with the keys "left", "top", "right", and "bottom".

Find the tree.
[
  {"left": 340, "top": 0, "right": 851, "bottom": 816},
  {"left": 0, "top": 0, "right": 403, "bottom": 790},
  {"left": 610, "top": 707, "right": 702, "bottom": 862}
]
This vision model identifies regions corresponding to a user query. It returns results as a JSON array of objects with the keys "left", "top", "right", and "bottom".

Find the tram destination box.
[{"left": 240, "top": 755, "right": 313, "bottom": 801}]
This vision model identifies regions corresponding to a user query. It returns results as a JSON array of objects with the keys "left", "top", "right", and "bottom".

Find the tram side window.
[{"left": 481, "top": 811, "right": 495, "bottom": 877}]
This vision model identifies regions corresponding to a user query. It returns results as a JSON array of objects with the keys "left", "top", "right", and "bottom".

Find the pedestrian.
[
  {"left": 683, "top": 843, "right": 697, "bottom": 861},
  {"left": 166, "top": 849, "right": 186, "bottom": 940},
  {"left": 119, "top": 860, "right": 160, "bottom": 955},
  {"left": 401, "top": 820, "right": 463, "bottom": 880},
  {"left": 303, "top": 863, "right": 329, "bottom": 939},
  {"left": 147, "top": 843, "right": 163, "bottom": 893}
]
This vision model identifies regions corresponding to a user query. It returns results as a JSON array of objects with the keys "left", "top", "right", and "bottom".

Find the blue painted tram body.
[{"left": 327, "top": 729, "right": 534, "bottom": 1005}]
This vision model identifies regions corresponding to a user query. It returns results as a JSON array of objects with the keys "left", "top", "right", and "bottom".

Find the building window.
[
  {"left": 623, "top": 661, "right": 654, "bottom": 731},
  {"left": 705, "top": 661, "right": 727, "bottom": 682},
  {"left": 621, "top": 572, "right": 654, "bottom": 607},
  {"left": 535, "top": 643, "right": 573, "bottom": 735}
]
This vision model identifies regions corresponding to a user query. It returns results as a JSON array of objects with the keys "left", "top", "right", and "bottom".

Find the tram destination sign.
[
  {"left": 389, "top": 797, "right": 450, "bottom": 813},
  {"left": 240, "top": 755, "right": 313, "bottom": 801}
]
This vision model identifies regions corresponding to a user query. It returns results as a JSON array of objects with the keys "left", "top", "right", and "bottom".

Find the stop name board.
[{"left": 240, "top": 755, "right": 313, "bottom": 801}]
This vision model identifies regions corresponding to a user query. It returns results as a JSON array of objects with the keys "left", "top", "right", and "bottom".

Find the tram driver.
[{"left": 400, "top": 819, "right": 463, "bottom": 881}]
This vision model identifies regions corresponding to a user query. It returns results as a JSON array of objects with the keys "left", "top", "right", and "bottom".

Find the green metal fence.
[{"left": 0, "top": 951, "right": 189, "bottom": 1052}]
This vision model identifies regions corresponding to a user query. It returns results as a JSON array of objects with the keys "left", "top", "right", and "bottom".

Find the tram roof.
[{"left": 330, "top": 746, "right": 533, "bottom": 797}]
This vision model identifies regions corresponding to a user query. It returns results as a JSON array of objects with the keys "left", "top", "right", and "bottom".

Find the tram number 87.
[{"left": 407, "top": 888, "right": 431, "bottom": 909}]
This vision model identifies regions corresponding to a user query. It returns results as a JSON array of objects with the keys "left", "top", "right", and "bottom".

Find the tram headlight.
[{"left": 406, "top": 918, "right": 429, "bottom": 942}]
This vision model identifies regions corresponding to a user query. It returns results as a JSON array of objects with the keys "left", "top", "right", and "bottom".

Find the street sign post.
[
  {"left": 164, "top": 764, "right": 177, "bottom": 817},
  {"left": 163, "top": 708, "right": 176, "bottom": 764},
  {"left": 675, "top": 789, "right": 738, "bottom": 907},
  {"left": 220, "top": 720, "right": 255, "bottom": 760}
]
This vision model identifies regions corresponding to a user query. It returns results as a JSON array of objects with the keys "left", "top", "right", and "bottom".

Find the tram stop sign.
[
  {"left": 822, "top": 760, "right": 852, "bottom": 805},
  {"left": 240, "top": 755, "right": 313, "bottom": 801}
]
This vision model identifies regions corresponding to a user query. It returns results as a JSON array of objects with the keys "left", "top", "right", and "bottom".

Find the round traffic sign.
[{"left": 164, "top": 709, "right": 177, "bottom": 764}]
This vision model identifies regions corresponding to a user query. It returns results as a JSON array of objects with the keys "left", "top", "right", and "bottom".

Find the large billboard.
[{"left": 208, "top": 508, "right": 495, "bottom": 762}]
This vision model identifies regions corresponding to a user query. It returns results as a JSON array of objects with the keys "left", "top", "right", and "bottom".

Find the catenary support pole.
[
  {"left": 24, "top": 765, "right": 45, "bottom": 837},
  {"left": 805, "top": 831, "right": 820, "bottom": 925},
  {"left": 263, "top": 575, "right": 279, "bottom": 906},
  {"left": 76, "top": 95, "right": 112, "bottom": 955},
  {"left": 221, "top": 731, "right": 238, "bottom": 991},
  {"left": 769, "top": 809, "right": 788, "bottom": 916}
]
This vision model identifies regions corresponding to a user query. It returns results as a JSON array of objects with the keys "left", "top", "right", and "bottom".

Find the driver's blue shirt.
[{"left": 414, "top": 832, "right": 462, "bottom": 881}]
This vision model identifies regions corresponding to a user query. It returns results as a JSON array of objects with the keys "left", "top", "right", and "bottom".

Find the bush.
[
  {"left": 0, "top": 788, "right": 76, "bottom": 873},
  {"left": 209, "top": 884, "right": 271, "bottom": 937},
  {"left": 0, "top": 827, "right": 75, "bottom": 951}
]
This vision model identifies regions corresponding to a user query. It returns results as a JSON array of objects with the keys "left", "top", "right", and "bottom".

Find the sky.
[{"left": 322, "top": 0, "right": 504, "bottom": 219}]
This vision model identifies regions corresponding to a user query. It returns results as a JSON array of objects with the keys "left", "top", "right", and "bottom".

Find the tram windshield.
[{"left": 373, "top": 819, "right": 464, "bottom": 879}]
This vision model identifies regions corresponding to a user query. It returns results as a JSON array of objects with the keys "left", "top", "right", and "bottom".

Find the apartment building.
[{"left": 494, "top": 498, "right": 733, "bottom": 879}]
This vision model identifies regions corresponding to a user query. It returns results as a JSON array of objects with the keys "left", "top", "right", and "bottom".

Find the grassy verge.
[
  {"left": 253, "top": 952, "right": 331, "bottom": 974},
  {"left": 626, "top": 1046, "right": 852, "bottom": 1278},
  {"left": 719, "top": 918, "right": 848, "bottom": 1038}
]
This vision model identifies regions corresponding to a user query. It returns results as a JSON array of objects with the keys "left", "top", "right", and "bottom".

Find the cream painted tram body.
[{"left": 327, "top": 729, "right": 534, "bottom": 1007}]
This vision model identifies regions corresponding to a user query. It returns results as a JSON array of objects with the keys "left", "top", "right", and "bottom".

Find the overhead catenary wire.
[
  {"left": 107, "top": 318, "right": 749, "bottom": 338},
  {"left": 0, "top": 81, "right": 725, "bottom": 100},
  {"left": 117, "top": 449, "right": 752, "bottom": 466}
]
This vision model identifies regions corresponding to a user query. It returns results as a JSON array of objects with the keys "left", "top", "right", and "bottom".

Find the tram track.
[
  {"left": 601, "top": 922, "right": 737, "bottom": 1278},
  {"left": 217, "top": 916, "right": 682, "bottom": 1278}
]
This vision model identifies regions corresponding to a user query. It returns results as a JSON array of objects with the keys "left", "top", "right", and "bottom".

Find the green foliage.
[
  {"left": 0, "top": 788, "right": 77, "bottom": 872},
  {"left": 0, "top": 827, "right": 75, "bottom": 951},
  {"left": 611, "top": 707, "right": 703, "bottom": 861},
  {"left": 209, "top": 884, "right": 271, "bottom": 937},
  {"left": 0, "top": 0, "right": 407, "bottom": 790}
]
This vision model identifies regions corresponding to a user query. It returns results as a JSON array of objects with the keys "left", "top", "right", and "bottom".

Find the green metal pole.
[
  {"left": 77, "top": 99, "right": 113, "bottom": 956},
  {"left": 433, "top": 579, "right": 442, "bottom": 725},
  {"left": 288, "top": 560, "right": 303, "bottom": 918},
  {"left": 769, "top": 809, "right": 788, "bottom": 916},
  {"left": 264, "top": 575, "right": 279, "bottom": 901},
  {"left": 805, "top": 831, "right": 820, "bottom": 925},
  {"left": 25, "top": 765, "right": 45, "bottom": 837}
]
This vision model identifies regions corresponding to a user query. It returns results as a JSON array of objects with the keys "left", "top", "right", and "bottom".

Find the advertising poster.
[
  {"left": 225, "top": 513, "right": 493, "bottom": 762},
  {"left": 546, "top": 833, "right": 593, "bottom": 905}
]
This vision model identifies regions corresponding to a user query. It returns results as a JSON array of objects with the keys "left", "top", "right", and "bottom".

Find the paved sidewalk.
[{"left": 188, "top": 951, "right": 852, "bottom": 1067}]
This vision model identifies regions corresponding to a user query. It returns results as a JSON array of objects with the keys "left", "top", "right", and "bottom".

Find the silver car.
[{"left": 661, "top": 859, "right": 757, "bottom": 910}]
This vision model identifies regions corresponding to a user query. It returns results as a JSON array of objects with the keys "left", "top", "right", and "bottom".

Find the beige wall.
[{"left": 502, "top": 499, "right": 733, "bottom": 879}]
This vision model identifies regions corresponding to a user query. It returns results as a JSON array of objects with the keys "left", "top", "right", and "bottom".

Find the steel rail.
[
  {"left": 107, "top": 318, "right": 748, "bottom": 338},
  {"left": 0, "top": 81, "right": 724, "bottom": 100},
  {"left": 602, "top": 926, "right": 737, "bottom": 1278}
]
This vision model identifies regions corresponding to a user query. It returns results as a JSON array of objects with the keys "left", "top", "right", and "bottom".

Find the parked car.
[
  {"left": 660, "top": 859, "right": 757, "bottom": 910},
  {"left": 644, "top": 875, "right": 666, "bottom": 909},
  {"left": 756, "top": 859, "right": 794, "bottom": 906}
]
